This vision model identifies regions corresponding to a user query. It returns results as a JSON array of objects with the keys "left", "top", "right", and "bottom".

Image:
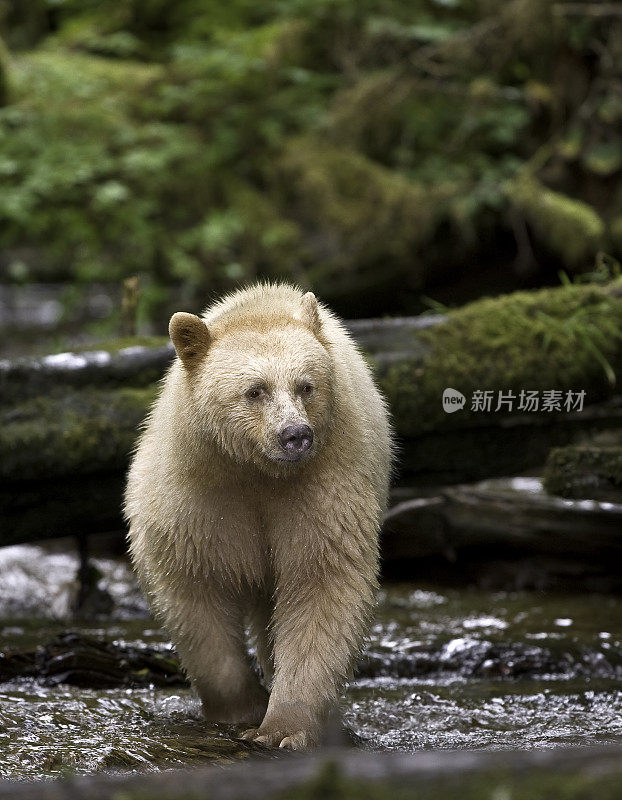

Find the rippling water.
[
  {"left": 348, "top": 586, "right": 622, "bottom": 751},
  {"left": 1, "top": 546, "right": 621, "bottom": 779}
]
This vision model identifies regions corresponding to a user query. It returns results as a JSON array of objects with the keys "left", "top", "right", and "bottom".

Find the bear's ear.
[
  {"left": 299, "top": 291, "right": 322, "bottom": 336},
  {"left": 169, "top": 312, "right": 211, "bottom": 370}
]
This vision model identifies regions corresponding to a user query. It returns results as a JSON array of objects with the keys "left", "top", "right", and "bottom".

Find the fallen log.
[
  {"left": 0, "top": 339, "right": 173, "bottom": 403},
  {"left": 2, "top": 744, "right": 622, "bottom": 800},
  {"left": 2, "top": 280, "right": 622, "bottom": 545},
  {"left": 382, "top": 476, "right": 622, "bottom": 591}
]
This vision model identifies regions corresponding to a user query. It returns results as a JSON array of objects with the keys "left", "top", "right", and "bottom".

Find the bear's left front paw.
[{"left": 241, "top": 726, "right": 310, "bottom": 750}]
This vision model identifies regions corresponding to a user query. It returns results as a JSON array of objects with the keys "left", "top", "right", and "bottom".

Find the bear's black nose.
[{"left": 278, "top": 424, "right": 313, "bottom": 458}]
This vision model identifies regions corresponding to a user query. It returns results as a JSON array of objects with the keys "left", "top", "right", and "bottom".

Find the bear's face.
[{"left": 194, "top": 326, "right": 335, "bottom": 474}]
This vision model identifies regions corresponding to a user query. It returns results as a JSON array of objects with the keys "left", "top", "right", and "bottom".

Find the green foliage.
[
  {"left": 0, "top": 0, "right": 620, "bottom": 314},
  {"left": 0, "top": 0, "right": 50, "bottom": 49}
]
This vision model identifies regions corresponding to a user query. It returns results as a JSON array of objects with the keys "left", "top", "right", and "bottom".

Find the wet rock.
[
  {"left": 0, "top": 632, "right": 188, "bottom": 688},
  {"left": 358, "top": 638, "right": 622, "bottom": 682}
]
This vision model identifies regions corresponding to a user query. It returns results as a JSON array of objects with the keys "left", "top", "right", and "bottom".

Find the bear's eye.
[
  {"left": 246, "top": 386, "right": 266, "bottom": 401},
  {"left": 300, "top": 383, "right": 314, "bottom": 396},
  {"left": 245, "top": 383, "right": 268, "bottom": 400}
]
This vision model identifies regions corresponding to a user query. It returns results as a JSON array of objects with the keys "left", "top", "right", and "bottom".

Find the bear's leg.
[
  {"left": 242, "top": 551, "right": 376, "bottom": 749},
  {"left": 167, "top": 592, "right": 269, "bottom": 726}
]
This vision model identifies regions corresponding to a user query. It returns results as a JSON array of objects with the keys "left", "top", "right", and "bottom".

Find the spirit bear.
[{"left": 125, "top": 283, "right": 392, "bottom": 749}]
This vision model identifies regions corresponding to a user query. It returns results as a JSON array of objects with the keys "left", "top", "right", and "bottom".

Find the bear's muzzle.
[{"left": 278, "top": 424, "right": 314, "bottom": 461}]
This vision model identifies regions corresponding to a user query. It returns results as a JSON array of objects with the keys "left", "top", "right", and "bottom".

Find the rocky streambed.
[{"left": 1, "top": 545, "right": 622, "bottom": 779}]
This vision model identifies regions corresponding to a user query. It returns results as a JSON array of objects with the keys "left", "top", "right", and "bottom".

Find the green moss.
[
  {"left": 510, "top": 176, "right": 605, "bottom": 268},
  {"left": 0, "top": 386, "right": 157, "bottom": 480},
  {"left": 543, "top": 445, "right": 622, "bottom": 500},
  {"left": 380, "top": 279, "right": 622, "bottom": 437}
]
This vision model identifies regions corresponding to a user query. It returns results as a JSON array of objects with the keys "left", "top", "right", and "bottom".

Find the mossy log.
[
  {"left": 0, "top": 339, "right": 171, "bottom": 404},
  {"left": 3, "top": 281, "right": 622, "bottom": 544},
  {"left": 380, "top": 279, "right": 622, "bottom": 483},
  {"left": 380, "top": 279, "right": 622, "bottom": 437},
  {"left": 0, "top": 387, "right": 158, "bottom": 481}
]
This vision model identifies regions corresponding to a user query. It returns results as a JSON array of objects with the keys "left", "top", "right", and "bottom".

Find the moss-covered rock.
[{"left": 543, "top": 445, "right": 622, "bottom": 501}]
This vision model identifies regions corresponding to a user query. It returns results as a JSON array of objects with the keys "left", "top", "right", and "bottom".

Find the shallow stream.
[{"left": 1, "top": 546, "right": 621, "bottom": 779}]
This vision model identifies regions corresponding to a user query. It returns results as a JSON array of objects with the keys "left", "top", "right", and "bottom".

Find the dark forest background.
[{"left": 0, "top": 0, "right": 620, "bottom": 335}]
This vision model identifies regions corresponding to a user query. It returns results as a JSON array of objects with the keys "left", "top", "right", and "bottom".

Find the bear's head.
[{"left": 169, "top": 292, "right": 335, "bottom": 476}]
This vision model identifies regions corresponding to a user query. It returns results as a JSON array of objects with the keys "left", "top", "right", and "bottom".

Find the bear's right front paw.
[{"left": 240, "top": 727, "right": 310, "bottom": 750}]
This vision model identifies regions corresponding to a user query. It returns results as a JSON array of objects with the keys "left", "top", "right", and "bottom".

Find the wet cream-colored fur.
[{"left": 125, "top": 283, "right": 392, "bottom": 749}]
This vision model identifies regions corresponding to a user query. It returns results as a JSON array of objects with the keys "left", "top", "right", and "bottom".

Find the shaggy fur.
[{"left": 125, "top": 283, "right": 392, "bottom": 749}]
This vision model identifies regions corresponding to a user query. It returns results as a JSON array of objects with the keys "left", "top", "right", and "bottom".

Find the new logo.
[{"left": 442, "top": 388, "right": 466, "bottom": 413}]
